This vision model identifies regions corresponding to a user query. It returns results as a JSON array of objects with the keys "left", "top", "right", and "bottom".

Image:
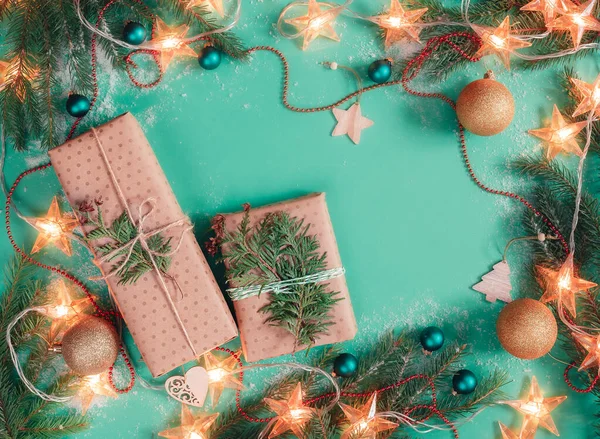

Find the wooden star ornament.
[
  {"left": 537, "top": 254, "right": 597, "bottom": 317},
  {"left": 501, "top": 376, "right": 566, "bottom": 439},
  {"left": 370, "top": 0, "right": 428, "bottom": 48},
  {"left": 186, "top": 0, "right": 225, "bottom": 17},
  {"left": 548, "top": 0, "right": 600, "bottom": 48},
  {"left": 143, "top": 18, "right": 196, "bottom": 71},
  {"left": 471, "top": 16, "right": 532, "bottom": 69},
  {"left": 572, "top": 331, "right": 600, "bottom": 373},
  {"left": 339, "top": 393, "right": 398, "bottom": 439},
  {"left": 284, "top": 0, "right": 341, "bottom": 50},
  {"left": 332, "top": 102, "right": 374, "bottom": 144},
  {"left": 528, "top": 104, "right": 587, "bottom": 160},
  {"left": 264, "top": 383, "right": 314, "bottom": 438},
  {"left": 202, "top": 351, "right": 243, "bottom": 407},
  {"left": 78, "top": 373, "right": 118, "bottom": 415},
  {"left": 158, "top": 405, "right": 219, "bottom": 439},
  {"left": 28, "top": 196, "right": 79, "bottom": 256},
  {"left": 571, "top": 73, "right": 600, "bottom": 117}
]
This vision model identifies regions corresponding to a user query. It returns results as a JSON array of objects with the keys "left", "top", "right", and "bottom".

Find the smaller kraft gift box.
[
  {"left": 217, "top": 193, "right": 357, "bottom": 362},
  {"left": 48, "top": 113, "right": 238, "bottom": 377}
]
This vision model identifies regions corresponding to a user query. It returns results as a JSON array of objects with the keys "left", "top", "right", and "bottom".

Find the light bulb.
[
  {"left": 162, "top": 37, "right": 182, "bottom": 49},
  {"left": 489, "top": 34, "right": 506, "bottom": 48},
  {"left": 40, "top": 221, "right": 63, "bottom": 238},
  {"left": 308, "top": 14, "right": 329, "bottom": 29},
  {"left": 555, "top": 127, "right": 571, "bottom": 141},
  {"left": 572, "top": 14, "right": 585, "bottom": 26},
  {"left": 289, "top": 409, "right": 306, "bottom": 419},
  {"left": 207, "top": 368, "right": 226, "bottom": 382},
  {"left": 383, "top": 16, "right": 403, "bottom": 28},
  {"left": 187, "top": 432, "right": 205, "bottom": 439},
  {"left": 53, "top": 305, "right": 69, "bottom": 318}
]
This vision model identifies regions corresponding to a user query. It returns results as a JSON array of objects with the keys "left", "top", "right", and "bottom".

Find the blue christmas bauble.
[
  {"left": 368, "top": 59, "right": 392, "bottom": 84},
  {"left": 452, "top": 369, "right": 478, "bottom": 395},
  {"left": 419, "top": 326, "right": 444, "bottom": 352},
  {"left": 123, "top": 22, "right": 147, "bottom": 46},
  {"left": 66, "top": 94, "right": 90, "bottom": 118},
  {"left": 333, "top": 353, "right": 359, "bottom": 378},
  {"left": 198, "top": 46, "right": 222, "bottom": 70}
]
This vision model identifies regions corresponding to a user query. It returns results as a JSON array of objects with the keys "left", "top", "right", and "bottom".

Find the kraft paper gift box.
[
  {"left": 219, "top": 193, "right": 357, "bottom": 362},
  {"left": 48, "top": 113, "right": 238, "bottom": 377}
]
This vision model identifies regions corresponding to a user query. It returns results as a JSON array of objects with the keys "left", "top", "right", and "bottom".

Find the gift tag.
[{"left": 165, "top": 366, "right": 209, "bottom": 407}]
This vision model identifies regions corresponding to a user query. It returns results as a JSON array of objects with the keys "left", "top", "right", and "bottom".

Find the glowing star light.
[
  {"left": 264, "top": 382, "right": 314, "bottom": 438},
  {"left": 284, "top": 0, "right": 341, "bottom": 50},
  {"left": 528, "top": 104, "right": 587, "bottom": 160},
  {"left": 471, "top": 16, "right": 532, "bottom": 70},
  {"left": 186, "top": 0, "right": 225, "bottom": 18},
  {"left": 370, "top": 0, "right": 428, "bottom": 48},
  {"left": 501, "top": 376, "right": 566, "bottom": 439},
  {"left": 28, "top": 196, "right": 79, "bottom": 256},
  {"left": 521, "top": 0, "right": 564, "bottom": 26},
  {"left": 332, "top": 102, "right": 374, "bottom": 144},
  {"left": 339, "top": 393, "right": 398, "bottom": 439},
  {"left": 499, "top": 422, "right": 519, "bottom": 439},
  {"left": 158, "top": 405, "right": 219, "bottom": 439},
  {"left": 78, "top": 373, "right": 118, "bottom": 415},
  {"left": 0, "top": 60, "right": 10, "bottom": 90},
  {"left": 572, "top": 331, "right": 600, "bottom": 373},
  {"left": 202, "top": 351, "right": 243, "bottom": 407},
  {"left": 537, "top": 254, "right": 597, "bottom": 317},
  {"left": 143, "top": 18, "right": 196, "bottom": 71},
  {"left": 548, "top": 0, "right": 600, "bottom": 48},
  {"left": 46, "top": 280, "right": 94, "bottom": 341},
  {"left": 571, "top": 73, "right": 600, "bottom": 117}
]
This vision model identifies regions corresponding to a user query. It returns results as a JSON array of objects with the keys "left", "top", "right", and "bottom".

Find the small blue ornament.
[
  {"left": 419, "top": 326, "right": 444, "bottom": 352},
  {"left": 123, "top": 22, "right": 147, "bottom": 46},
  {"left": 198, "top": 46, "right": 222, "bottom": 70},
  {"left": 452, "top": 369, "right": 478, "bottom": 395},
  {"left": 66, "top": 94, "right": 90, "bottom": 118},
  {"left": 368, "top": 59, "right": 392, "bottom": 84},
  {"left": 333, "top": 353, "right": 359, "bottom": 378}
]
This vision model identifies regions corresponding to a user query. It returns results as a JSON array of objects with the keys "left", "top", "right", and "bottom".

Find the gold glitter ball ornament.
[
  {"left": 496, "top": 298, "right": 557, "bottom": 360},
  {"left": 61, "top": 316, "right": 119, "bottom": 375},
  {"left": 456, "top": 72, "right": 515, "bottom": 136}
]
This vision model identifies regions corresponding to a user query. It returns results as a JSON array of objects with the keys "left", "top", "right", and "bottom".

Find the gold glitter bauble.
[
  {"left": 61, "top": 316, "right": 119, "bottom": 376},
  {"left": 456, "top": 74, "right": 515, "bottom": 136},
  {"left": 496, "top": 298, "right": 557, "bottom": 360}
]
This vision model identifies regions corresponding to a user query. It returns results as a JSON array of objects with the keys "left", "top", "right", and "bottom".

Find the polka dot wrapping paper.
[
  {"left": 220, "top": 193, "right": 357, "bottom": 362},
  {"left": 48, "top": 113, "right": 238, "bottom": 377}
]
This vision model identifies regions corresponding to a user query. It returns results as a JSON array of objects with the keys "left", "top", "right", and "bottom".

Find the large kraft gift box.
[
  {"left": 220, "top": 193, "right": 357, "bottom": 362},
  {"left": 48, "top": 113, "right": 238, "bottom": 377}
]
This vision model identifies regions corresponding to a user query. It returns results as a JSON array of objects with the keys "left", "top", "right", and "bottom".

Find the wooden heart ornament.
[{"left": 165, "top": 366, "right": 209, "bottom": 407}]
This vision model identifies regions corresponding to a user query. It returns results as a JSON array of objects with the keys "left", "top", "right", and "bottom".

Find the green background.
[{"left": 1, "top": 0, "right": 597, "bottom": 437}]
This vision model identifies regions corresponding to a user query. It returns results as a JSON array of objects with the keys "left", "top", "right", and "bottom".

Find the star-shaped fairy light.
[
  {"left": 471, "top": 16, "right": 532, "bottom": 69},
  {"left": 78, "top": 372, "right": 118, "bottom": 415},
  {"left": 537, "top": 254, "right": 597, "bottom": 317},
  {"left": 339, "top": 393, "right": 398, "bottom": 439},
  {"left": 332, "top": 102, "right": 374, "bottom": 144},
  {"left": 548, "top": 0, "right": 600, "bottom": 48},
  {"left": 521, "top": 0, "right": 565, "bottom": 27},
  {"left": 263, "top": 382, "right": 314, "bottom": 438},
  {"left": 202, "top": 351, "right": 243, "bottom": 407},
  {"left": 0, "top": 60, "right": 10, "bottom": 90},
  {"left": 499, "top": 422, "right": 519, "bottom": 439},
  {"left": 528, "top": 104, "right": 587, "bottom": 160},
  {"left": 28, "top": 196, "right": 79, "bottom": 256},
  {"left": 571, "top": 73, "right": 600, "bottom": 117},
  {"left": 370, "top": 0, "right": 428, "bottom": 48},
  {"left": 501, "top": 376, "right": 566, "bottom": 439},
  {"left": 186, "top": 0, "right": 225, "bottom": 17},
  {"left": 572, "top": 331, "right": 600, "bottom": 373},
  {"left": 158, "top": 405, "right": 219, "bottom": 439},
  {"left": 284, "top": 0, "right": 341, "bottom": 50},
  {"left": 143, "top": 18, "right": 196, "bottom": 71},
  {"left": 46, "top": 280, "right": 94, "bottom": 342}
]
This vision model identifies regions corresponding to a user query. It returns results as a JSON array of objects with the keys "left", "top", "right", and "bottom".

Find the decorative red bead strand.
[{"left": 564, "top": 362, "right": 599, "bottom": 393}]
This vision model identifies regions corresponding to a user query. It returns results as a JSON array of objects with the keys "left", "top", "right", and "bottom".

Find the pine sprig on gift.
[
  {"left": 0, "top": 256, "right": 88, "bottom": 439},
  {"left": 82, "top": 202, "right": 172, "bottom": 284},
  {"left": 212, "top": 330, "right": 507, "bottom": 439},
  {"left": 219, "top": 210, "right": 342, "bottom": 351}
]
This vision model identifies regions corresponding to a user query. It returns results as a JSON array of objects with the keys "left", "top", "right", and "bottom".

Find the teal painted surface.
[{"left": 1, "top": 1, "right": 598, "bottom": 437}]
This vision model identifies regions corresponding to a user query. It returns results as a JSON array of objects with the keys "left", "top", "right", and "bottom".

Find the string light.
[
  {"left": 141, "top": 18, "right": 196, "bottom": 71},
  {"left": 45, "top": 280, "right": 94, "bottom": 341},
  {"left": 202, "top": 351, "right": 243, "bottom": 406},
  {"left": 548, "top": 0, "right": 600, "bottom": 48},
  {"left": 520, "top": 0, "right": 566, "bottom": 27},
  {"left": 78, "top": 372, "right": 118, "bottom": 415},
  {"left": 369, "top": 0, "right": 428, "bottom": 48},
  {"left": 501, "top": 376, "right": 566, "bottom": 439},
  {"left": 264, "top": 382, "right": 314, "bottom": 438},
  {"left": 527, "top": 104, "right": 587, "bottom": 160},
  {"left": 571, "top": 331, "right": 600, "bottom": 374},
  {"left": 571, "top": 73, "right": 600, "bottom": 116},
  {"left": 283, "top": 0, "right": 342, "bottom": 50},
  {"left": 471, "top": 17, "right": 532, "bottom": 69},
  {"left": 27, "top": 196, "right": 79, "bottom": 256},
  {"left": 158, "top": 405, "right": 219, "bottom": 439},
  {"left": 339, "top": 393, "right": 398, "bottom": 439}
]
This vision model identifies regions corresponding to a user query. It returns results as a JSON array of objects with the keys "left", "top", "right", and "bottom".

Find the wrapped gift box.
[
  {"left": 48, "top": 113, "right": 238, "bottom": 377},
  {"left": 220, "top": 193, "right": 357, "bottom": 362}
]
